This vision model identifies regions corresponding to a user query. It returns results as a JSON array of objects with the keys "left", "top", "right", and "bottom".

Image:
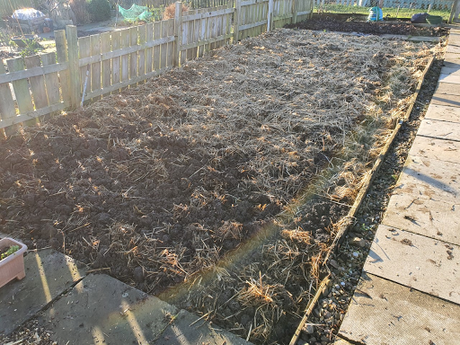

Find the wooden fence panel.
[
  {"left": 0, "top": 62, "right": 16, "bottom": 127},
  {"left": 7, "top": 58, "right": 34, "bottom": 116},
  {"left": 101, "top": 32, "right": 112, "bottom": 93},
  {"left": 273, "top": 0, "right": 293, "bottom": 28},
  {"left": 24, "top": 55, "right": 49, "bottom": 111},
  {"left": 239, "top": 0, "right": 269, "bottom": 40},
  {"left": 41, "top": 52, "right": 61, "bottom": 106}
]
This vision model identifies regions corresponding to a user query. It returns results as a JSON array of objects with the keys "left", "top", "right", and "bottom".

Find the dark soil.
[{"left": 286, "top": 13, "right": 449, "bottom": 37}]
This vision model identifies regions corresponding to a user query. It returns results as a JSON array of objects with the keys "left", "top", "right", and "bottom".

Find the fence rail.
[
  {"left": 315, "top": 0, "right": 454, "bottom": 9},
  {"left": 0, "top": 0, "right": 312, "bottom": 134}
]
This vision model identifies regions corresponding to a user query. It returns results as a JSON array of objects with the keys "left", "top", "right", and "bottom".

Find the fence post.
[
  {"left": 65, "top": 25, "right": 80, "bottom": 109},
  {"left": 291, "top": 0, "right": 297, "bottom": 24},
  {"left": 234, "top": 0, "right": 241, "bottom": 43},
  {"left": 174, "top": 1, "right": 183, "bottom": 67},
  {"left": 268, "top": 0, "right": 274, "bottom": 31}
]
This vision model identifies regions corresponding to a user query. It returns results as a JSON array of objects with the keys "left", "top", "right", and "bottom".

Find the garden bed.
[{"left": 0, "top": 28, "right": 436, "bottom": 343}]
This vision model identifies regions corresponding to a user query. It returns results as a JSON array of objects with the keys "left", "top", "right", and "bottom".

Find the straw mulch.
[{"left": 0, "top": 28, "right": 434, "bottom": 343}]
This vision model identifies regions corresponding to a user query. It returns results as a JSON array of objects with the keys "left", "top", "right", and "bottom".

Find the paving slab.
[
  {"left": 364, "top": 225, "right": 460, "bottom": 304},
  {"left": 332, "top": 339, "right": 353, "bottom": 345},
  {"left": 435, "top": 81, "right": 460, "bottom": 96},
  {"left": 155, "top": 309, "right": 251, "bottom": 345},
  {"left": 446, "top": 42, "right": 460, "bottom": 54},
  {"left": 0, "top": 249, "right": 87, "bottom": 335},
  {"left": 382, "top": 192, "right": 460, "bottom": 245},
  {"left": 338, "top": 273, "right": 460, "bottom": 345},
  {"left": 441, "top": 65, "right": 460, "bottom": 76},
  {"left": 418, "top": 118, "right": 460, "bottom": 141},
  {"left": 409, "top": 135, "right": 460, "bottom": 165},
  {"left": 431, "top": 91, "right": 460, "bottom": 106},
  {"left": 38, "top": 274, "right": 180, "bottom": 345},
  {"left": 443, "top": 51, "right": 460, "bottom": 65},
  {"left": 392, "top": 154, "right": 459, "bottom": 203},
  {"left": 423, "top": 103, "right": 460, "bottom": 122}
]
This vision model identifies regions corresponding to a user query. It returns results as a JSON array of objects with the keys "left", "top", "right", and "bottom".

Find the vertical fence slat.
[
  {"left": 101, "top": 32, "right": 111, "bottom": 93},
  {"left": 167, "top": 19, "right": 175, "bottom": 68},
  {"left": 160, "top": 21, "right": 168, "bottom": 70},
  {"left": 0, "top": 62, "right": 17, "bottom": 127},
  {"left": 153, "top": 21, "right": 161, "bottom": 71},
  {"left": 234, "top": 0, "right": 241, "bottom": 42},
  {"left": 7, "top": 58, "right": 34, "bottom": 116},
  {"left": 90, "top": 34, "right": 101, "bottom": 100},
  {"left": 24, "top": 55, "right": 49, "bottom": 111},
  {"left": 79, "top": 36, "right": 91, "bottom": 97},
  {"left": 121, "top": 29, "right": 130, "bottom": 83},
  {"left": 41, "top": 52, "right": 60, "bottom": 106},
  {"left": 146, "top": 23, "right": 154, "bottom": 74},
  {"left": 174, "top": 2, "right": 183, "bottom": 67},
  {"left": 112, "top": 31, "right": 121, "bottom": 90},
  {"left": 129, "top": 26, "right": 139, "bottom": 84},
  {"left": 139, "top": 24, "right": 146, "bottom": 83}
]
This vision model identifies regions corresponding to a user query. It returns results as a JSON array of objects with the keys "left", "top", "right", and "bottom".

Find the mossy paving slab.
[
  {"left": 0, "top": 249, "right": 87, "bottom": 335},
  {"left": 37, "top": 274, "right": 178, "bottom": 345},
  {"left": 338, "top": 273, "right": 460, "bottom": 345},
  {"left": 364, "top": 225, "right": 460, "bottom": 305},
  {"left": 418, "top": 118, "right": 460, "bottom": 141}
]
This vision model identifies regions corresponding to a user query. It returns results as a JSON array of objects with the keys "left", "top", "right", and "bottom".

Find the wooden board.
[
  {"left": 79, "top": 36, "right": 91, "bottom": 95},
  {"left": 130, "top": 26, "right": 139, "bottom": 85},
  {"left": 120, "top": 28, "right": 130, "bottom": 83},
  {"left": 145, "top": 23, "right": 154, "bottom": 74},
  {"left": 101, "top": 32, "right": 111, "bottom": 94},
  {"left": 7, "top": 58, "right": 34, "bottom": 116},
  {"left": 0, "top": 61, "right": 17, "bottom": 125},
  {"left": 90, "top": 34, "right": 101, "bottom": 101},
  {"left": 41, "top": 52, "right": 61, "bottom": 106},
  {"left": 24, "top": 55, "right": 48, "bottom": 111},
  {"left": 154, "top": 21, "right": 161, "bottom": 72},
  {"left": 112, "top": 31, "right": 121, "bottom": 91}
]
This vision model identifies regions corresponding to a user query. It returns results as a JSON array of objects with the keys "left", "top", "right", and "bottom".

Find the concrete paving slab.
[
  {"left": 418, "top": 118, "right": 460, "bottom": 141},
  {"left": 439, "top": 73, "right": 460, "bottom": 84},
  {"left": 364, "top": 225, "right": 460, "bottom": 304},
  {"left": 423, "top": 103, "right": 460, "bottom": 122},
  {"left": 0, "top": 249, "right": 87, "bottom": 335},
  {"left": 383, "top": 193, "right": 460, "bottom": 245},
  {"left": 379, "top": 34, "right": 440, "bottom": 42},
  {"left": 446, "top": 43, "right": 460, "bottom": 54},
  {"left": 431, "top": 91, "right": 460, "bottom": 106},
  {"left": 38, "top": 274, "right": 179, "bottom": 345},
  {"left": 409, "top": 135, "right": 460, "bottom": 165},
  {"left": 441, "top": 65, "right": 460, "bottom": 75},
  {"left": 392, "top": 155, "right": 460, "bottom": 203},
  {"left": 155, "top": 309, "right": 251, "bottom": 345},
  {"left": 332, "top": 339, "right": 353, "bottom": 345},
  {"left": 338, "top": 273, "right": 460, "bottom": 345},
  {"left": 443, "top": 51, "right": 460, "bottom": 65}
]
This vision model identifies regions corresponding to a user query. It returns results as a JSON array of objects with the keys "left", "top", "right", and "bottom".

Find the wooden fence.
[{"left": 0, "top": 0, "right": 312, "bottom": 134}]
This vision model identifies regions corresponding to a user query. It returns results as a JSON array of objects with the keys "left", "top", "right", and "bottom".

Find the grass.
[{"left": 315, "top": 4, "right": 452, "bottom": 21}]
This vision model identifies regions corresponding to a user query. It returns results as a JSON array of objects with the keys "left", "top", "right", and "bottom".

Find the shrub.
[
  {"left": 70, "top": 0, "right": 91, "bottom": 24},
  {"left": 87, "top": 0, "right": 112, "bottom": 22}
]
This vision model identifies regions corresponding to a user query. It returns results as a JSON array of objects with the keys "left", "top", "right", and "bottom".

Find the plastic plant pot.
[{"left": 0, "top": 237, "right": 28, "bottom": 288}]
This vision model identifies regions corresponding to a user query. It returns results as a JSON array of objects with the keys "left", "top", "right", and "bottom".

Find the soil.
[
  {"left": 0, "top": 245, "right": 18, "bottom": 260},
  {"left": 286, "top": 13, "right": 449, "bottom": 37},
  {"left": 0, "top": 23, "right": 441, "bottom": 345}
]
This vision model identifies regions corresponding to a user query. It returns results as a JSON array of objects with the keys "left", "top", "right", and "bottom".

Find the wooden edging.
[{"left": 289, "top": 55, "right": 435, "bottom": 345}]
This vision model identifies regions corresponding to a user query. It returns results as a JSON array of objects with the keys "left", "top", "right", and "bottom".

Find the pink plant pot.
[{"left": 0, "top": 237, "right": 28, "bottom": 288}]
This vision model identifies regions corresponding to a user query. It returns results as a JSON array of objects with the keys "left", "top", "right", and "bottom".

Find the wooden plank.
[
  {"left": 153, "top": 21, "right": 161, "bottom": 71},
  {"left": 55, "top": 30, "right": 71, "bottom": 108},
  {"left": 41, "top": 52, "right": 60, "bottom": 106},
  {"left": 7, "top": 58, "right": 34, "bottom": 115},
  {"left": 160, "top": 21, "right": 168, "bottom": 70},
  {"left": 111, "top": 31, "right": 121, "bottom": 91},
  {"left": 0, "top": 62, "right": 67, "bottom": 84},
  {"left": 101, "top": 32, "right": 111, "bottom": 93},
  {"left": 79, "top": 36, "right": 91, "bottom": 95},
  {"left": 90, "top": 34, "right": 101, "bottom": 100},
  {"left": 234, "top": 0, "right": 241, "bottom": 43},
  {"left": 182, "top": 7, "right": 234, "bottom": 21},
  {"left": 199, "top": 9, "right": 207, "bottom": 56},
  {"left": 120, "top": 28, "right": 130, "bottom": 83},
  {"left": 167, "top": 19, "right": 175, "bottom": 68},
  {"left": 24, "top": 55, "right": 48, "bottom": 110},
  {"left": 145, "top": 23, "right": 154, "bottom": 74},
  {"left": 138, "top": 24, "right": 146, "bottom": 82},
  {"left": 239, "top": 20, "right": 268, "bottom": 31},
  {"left": 0, "top": 61, "right": 17, "bottom": 124},
  {"left": 129, "top": 26, "right": 138, "bottom": 84},
  {"left": 292, "top": 0, "right": 297, "bottom": 23}
]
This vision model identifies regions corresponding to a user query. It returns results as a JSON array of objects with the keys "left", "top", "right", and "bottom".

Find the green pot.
[{"left": 426, "top": 15, "right": 443, "bottom": 25}]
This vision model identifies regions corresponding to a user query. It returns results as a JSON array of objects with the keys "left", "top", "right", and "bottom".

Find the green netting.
[{"left": 118, "top": 4, "right": 151, "bottom": 22}]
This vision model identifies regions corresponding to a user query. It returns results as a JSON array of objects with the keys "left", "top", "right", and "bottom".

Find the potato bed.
[{"left": 0, "top": 29, "right": 432, "bottom": 343}]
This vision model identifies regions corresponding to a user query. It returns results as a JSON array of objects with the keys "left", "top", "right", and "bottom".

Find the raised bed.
[{"left": 0, "top": 28, "right": 436, "bottom": 343}]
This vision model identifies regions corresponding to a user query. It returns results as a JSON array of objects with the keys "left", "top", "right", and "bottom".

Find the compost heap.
[{"left": 0, "top": 29, "right": 435, "bottom": 343}]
